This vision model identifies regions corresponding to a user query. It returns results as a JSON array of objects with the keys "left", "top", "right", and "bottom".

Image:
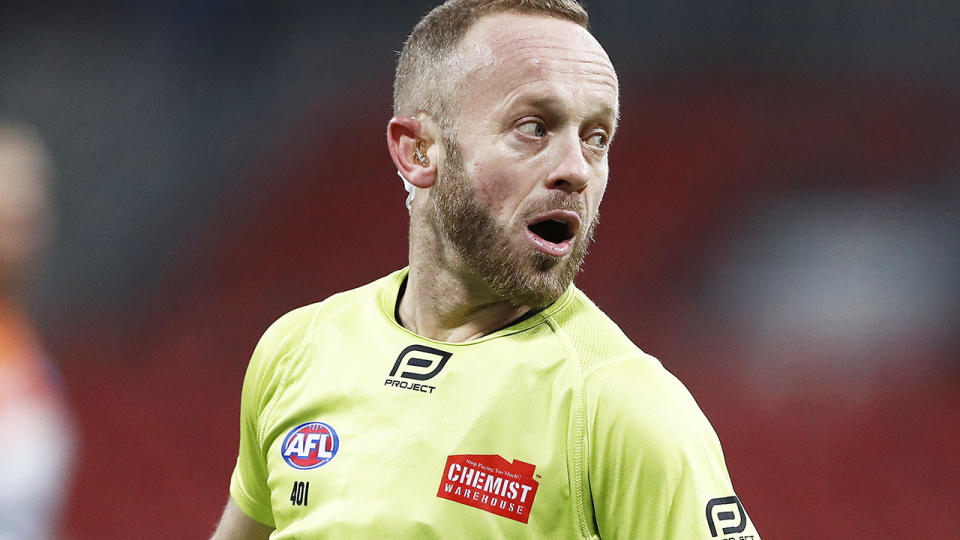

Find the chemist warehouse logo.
[
  {"left": 280, "top": 421, "right": 340, "bottom": 470},
  {"left": 437, "top": 454, "right": 539, "bottom": 524},
  {"left": 384, "top": 344, "right": 451, "bottom": 395}
]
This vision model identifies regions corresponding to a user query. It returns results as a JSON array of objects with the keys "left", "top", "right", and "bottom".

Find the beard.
[{"left": 431, "top": 138, "right": 597, "bottom": 308}]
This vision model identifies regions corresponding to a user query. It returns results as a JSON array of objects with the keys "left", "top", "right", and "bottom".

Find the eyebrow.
[{"left": 504, "top": 92, "right": 619, "bottom": 131}]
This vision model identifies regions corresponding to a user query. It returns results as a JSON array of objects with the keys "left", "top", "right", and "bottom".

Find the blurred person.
[
  {"left": 212, "top": 1, "right": 759, "bottom": 538},
  {"left": 0, "top": 122, "right": 73, "bottom": 540}
]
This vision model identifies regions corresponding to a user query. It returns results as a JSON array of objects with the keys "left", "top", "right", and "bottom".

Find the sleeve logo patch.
[
  {"left": 706, "top": 495, "right": 748, "bottom": 537},
  {"left": 437, "top": 454, "right": 539, "bottom": 524},
  {"left": 280, "top": 421, "right": 340, "bottom": 470}
]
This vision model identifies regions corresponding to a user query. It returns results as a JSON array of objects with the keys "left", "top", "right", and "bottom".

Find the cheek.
[
  {"left": 471, "top": 164, "right": 524, "bottom": 214},
  {"left": 475, "top": 181, "right": 511, "bottom": 214},
  {"left": 588, "top": 172, "right": 608, "bottom": 215}
]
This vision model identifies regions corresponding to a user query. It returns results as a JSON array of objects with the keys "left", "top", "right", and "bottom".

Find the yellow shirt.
[{"left": 230, "top": 268, "right": 759, "bottom": 538}]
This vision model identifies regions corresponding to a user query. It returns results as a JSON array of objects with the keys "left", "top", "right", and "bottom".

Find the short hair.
[{"left": 393, "top": 0, "right": 589, "bottom": 131}]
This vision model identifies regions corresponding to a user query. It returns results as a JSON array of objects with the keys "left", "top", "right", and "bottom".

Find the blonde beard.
[{"left": 431, "top": 138, "right": 596, "bottom": 308}]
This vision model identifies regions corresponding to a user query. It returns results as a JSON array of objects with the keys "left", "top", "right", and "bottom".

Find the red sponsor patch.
[{"left": 436, "top": 454, "right": 539, "bottom": 524}]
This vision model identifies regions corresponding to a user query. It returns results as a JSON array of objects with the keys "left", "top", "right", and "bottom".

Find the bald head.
[{"left": 453, "top": 12, "right": 618, "bottom": 133}]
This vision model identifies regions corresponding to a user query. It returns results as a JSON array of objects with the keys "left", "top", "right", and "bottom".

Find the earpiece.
[{"left": 414, "top": 140, "right": 429, "bottom": 166}]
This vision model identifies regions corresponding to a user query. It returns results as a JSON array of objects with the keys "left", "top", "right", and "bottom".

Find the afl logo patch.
[{"left": 281, "top": 421, "right": 340, "bottom": 470}]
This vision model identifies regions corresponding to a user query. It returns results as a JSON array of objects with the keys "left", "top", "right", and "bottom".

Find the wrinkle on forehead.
[
  {"left": 456, "top": 13, "right": 618, "bottom": 91},
  {"left": 496, "top": 39, "right": 612, "bottom": 66}
]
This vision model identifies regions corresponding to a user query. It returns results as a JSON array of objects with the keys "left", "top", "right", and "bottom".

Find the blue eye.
[
  {"left": 518, "top": 121, "right": 546, "bottom": 137},
  {"left": 587, "top": 133, "right": 608, "bottom": 148}
]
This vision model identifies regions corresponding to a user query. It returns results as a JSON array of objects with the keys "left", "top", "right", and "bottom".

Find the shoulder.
[
  {"left": 548, "top": 287, "right": 660, "bottom": 375},
  {"left": 582, "top": 353, "right": 724, "bottom": 486},
  {"left": 584, "top": 356, "right": 711, "bottom": 438},
  {"left": 254, "top": 271, "right": 400, "bottom": 359},
  {"left": 244, "top": 272, "right": 398, "bottom": 400},
  {"left": 552, "top": 288, "right": 717, "bottom": 448}
]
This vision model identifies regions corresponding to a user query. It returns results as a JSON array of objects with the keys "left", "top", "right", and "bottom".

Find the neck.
[
  {"left": 399, "top": 261, "right": 532, "bottom": 343},
  {"left": 399, "top": 211, "right": 534, "bottom": 342}
]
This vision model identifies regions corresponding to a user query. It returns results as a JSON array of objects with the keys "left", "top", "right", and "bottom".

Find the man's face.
[{"left": 431, "top": 12, "right": 619, "bottom": 307}]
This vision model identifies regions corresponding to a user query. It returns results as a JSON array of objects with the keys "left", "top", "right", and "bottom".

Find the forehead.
[{"left": 453, "top": 12, "right": 619, "bottom": 113}]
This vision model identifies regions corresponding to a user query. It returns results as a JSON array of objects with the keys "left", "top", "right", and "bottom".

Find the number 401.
[{"left": 290, "top": 481, "right": 310, "bottom": 506}]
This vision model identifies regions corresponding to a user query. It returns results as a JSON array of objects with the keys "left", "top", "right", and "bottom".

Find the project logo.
[
  {"left": 280, "top": 421, "right": 340, "bottom": 470},
  {"left": 384, "top": 344, "right": 452, "bottom": 394},
  {"left": 705, "top": 495, "right": 748, "bottom": 537}
]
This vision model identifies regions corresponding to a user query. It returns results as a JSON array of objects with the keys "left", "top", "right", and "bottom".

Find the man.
[
  {"left": 0, "top": 122, "right": 74, "bottom": 540},
  {"left": 212, "top": 1, "right": 760, "bottom": 538}
]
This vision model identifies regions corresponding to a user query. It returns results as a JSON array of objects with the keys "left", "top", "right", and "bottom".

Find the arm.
[
  {"left": 217, "top": 308, "right": 315, "bottom": 537},
  {"left": 586, "top": 357, "right": 760, "bottom": 539},
  {"left": 210, "top": 498, "right": 273, "bottom": 540}
]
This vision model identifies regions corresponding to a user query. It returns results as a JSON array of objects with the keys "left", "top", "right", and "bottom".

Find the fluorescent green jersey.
[{"left": 230, "top": 268, "right": 759, "bottom": 539}]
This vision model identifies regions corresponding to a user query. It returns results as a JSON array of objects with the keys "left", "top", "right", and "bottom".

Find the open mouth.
[
  {"left": 525, "top": 211, "right": 580, "bottom": 256},
  {"left": 528, "top": 219, "right": 575, "bottom": 245}
]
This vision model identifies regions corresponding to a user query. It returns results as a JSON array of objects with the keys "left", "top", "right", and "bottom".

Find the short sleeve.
[
  {"left": 585, "top": 357, "right": 760, "bottom": 539},
  {"left": 229, "top": 306, "right": 316, "bottom": 528}
]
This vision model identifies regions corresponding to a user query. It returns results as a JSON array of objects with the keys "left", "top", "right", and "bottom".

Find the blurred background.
[{"left": 1, "top": 1, "right": 958, "bottom": 538}]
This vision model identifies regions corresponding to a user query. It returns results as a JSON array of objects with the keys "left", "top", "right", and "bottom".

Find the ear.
[{"left": 387, "top": 115, "right": 437, "bottom": 189}]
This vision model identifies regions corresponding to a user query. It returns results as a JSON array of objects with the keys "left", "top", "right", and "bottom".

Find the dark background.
[{"left": 2, "top": 1, "right": 958, "bottom": 538}]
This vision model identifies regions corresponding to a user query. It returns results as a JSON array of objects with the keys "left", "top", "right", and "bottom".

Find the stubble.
[{"left": 432, "top": 138, "right": 597, "bottom": 308}]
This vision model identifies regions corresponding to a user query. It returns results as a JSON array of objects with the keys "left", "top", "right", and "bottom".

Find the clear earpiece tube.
[{"left": 396, "top": 169, "right": 417, "bottom": 211}]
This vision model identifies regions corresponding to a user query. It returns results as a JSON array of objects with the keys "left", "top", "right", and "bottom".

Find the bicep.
[{"left": 210, "top": 497, "right": 274, "bottom": 540}]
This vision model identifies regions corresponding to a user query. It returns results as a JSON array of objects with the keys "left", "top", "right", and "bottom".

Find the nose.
[{"left": 545, "top": 132, "right": 592, "bottom": 194}]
